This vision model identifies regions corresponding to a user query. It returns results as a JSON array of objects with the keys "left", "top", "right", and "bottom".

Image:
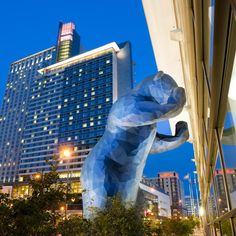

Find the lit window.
[
  {"left": 90, "top": 122, "right": 94, "bottom": 126},
  {"left": 106, "top": 98, "right": 110, "bottom": 102},
  {"left": 69, "top": 116, "right": 73, "bottom": 120},
  {"left": 43, "top": 127, "right": 47, "bottom": 131},
  {"left": 64, "top": 99, "right": 68, "bottom": 102},
  {"left": 67, "top": 137, "right": 71, "bottom": 141},
  {"left": 91, "top": 91, "right": 95, "bottom": 95},
  {"left": 84, "top": 94, "right": 88, "bottom": 97},
  {"left": 58, "top": 105, "right": 61, "bottom": 109},
  {"left": 84, "top": 103, "right": 88, "bottom": 107},
  {"left": 83, "top": 123, "right": 87, "bottom": 128},
  {"left": 98, "top": 105, "right": 102, "bottom": 109},
  {"left": 77, "top": 105, "right": 80, "bottom": 108},
  {"left": 99, "top": 71, "right": 104, "bottom": 75},
  {"left": 106, "top": 60, "right": 110, "bottom": 64}
]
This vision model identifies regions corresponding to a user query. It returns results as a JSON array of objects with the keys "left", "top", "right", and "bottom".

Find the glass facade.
[
  {"left": 142, "top": 0, "right": 236, "bottom": 234},
  {"left": 56, "top": 22, "right": 80, "bottom": 62},
  {"left": 0, "top": 22, "right": 81, "bottom": 184},
  {"left": 0, "top": 47, "right": 56, "bottom": 183},
  {"left": 18, "top": 41, "right": 133, "bottom": 180},
  {"left": 19, "top": 51, "right": 114, "bottom": 176}
]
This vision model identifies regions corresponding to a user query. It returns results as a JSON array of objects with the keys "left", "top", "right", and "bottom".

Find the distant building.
[
  {"left": 184, "top": 195, "right": 198, "bottom": 216},
  {"left": 138, "top": 177, "right": 171, "bottom": 218},
  {"left": 149, "top": 172, "right": 186, "bottom": 217},
  {"left": 214, "top": 169, "right": 236, "bottom": 214},
  {"left": 56, "top": 22, "right": 80, "bottom": 62}
]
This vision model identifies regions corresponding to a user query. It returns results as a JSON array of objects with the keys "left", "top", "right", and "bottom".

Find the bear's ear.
[{"left": 153, "top": 71, "right": 164, "bottom": 81}]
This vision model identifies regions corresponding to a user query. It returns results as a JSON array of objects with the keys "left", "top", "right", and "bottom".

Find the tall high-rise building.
[
  {"left": 149, "top": 172, "right": 185, "bottom": 217},
  {"left": 0, "top": 47, "right": 57, "bottom": 183},
  {"left": 18, "top": 41, "right": 133, "bottom": 181},
  {"left": 184, "top": 195, "right": 198, "bottom": 216},
  {"left": 214, "top": 169, "right": 236, "bottom": 214},
  {"left": 56, "top": 22, "right": 80, "bottom": 62},
  {"left": 0, "top": 22, "right": 81, "bottom": 184}
]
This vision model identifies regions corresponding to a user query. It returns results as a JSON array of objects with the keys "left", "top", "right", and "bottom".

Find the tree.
[
  {"left": 0, "top": 193, "right": 14, "bottom": 236},
  {"left": 57, "top": 216, "right": 91, "bottom": 236},
  {"left": 160, "top": 217, "right": 198, "bottom": 236},
  {"left": 91, "top": 195, "right": 148, "bottom": 236}
]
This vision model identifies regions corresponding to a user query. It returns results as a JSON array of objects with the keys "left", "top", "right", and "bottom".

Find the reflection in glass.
[
  {"left": 221, "top": 55, "right": 236, "bottom": 210},
  {"left": 214, "top": 155, "right": 228, "bottom": 215}
]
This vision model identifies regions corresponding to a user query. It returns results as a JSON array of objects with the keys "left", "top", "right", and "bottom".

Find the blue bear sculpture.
[{"left": 81, "top": 71, "right": 189, "bottom": 218}]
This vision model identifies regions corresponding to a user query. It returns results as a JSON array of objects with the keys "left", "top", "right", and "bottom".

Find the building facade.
[
  {"left": 56, "top": 22, "right": 80, "bottom": 62},
  {"left": 0, "top": 22, "right": 133, "bottom": 187},
  {"left": 139, "top": 177, "right": 171, "bottom": 218},
  {"left": 184, "top": 195, "right": 198, "bottom": 216},
  {"left": 18, "top": 42, "right": 133, "bottom": 181},
  {"left": 0, "top": 47, "right": 57, "bottom": 183},
  {"left": 142, "top": 0, "right": 236, "bottom": 234},
  {"left": 149, "top": 172, "right": 185, "bottom": 217}
]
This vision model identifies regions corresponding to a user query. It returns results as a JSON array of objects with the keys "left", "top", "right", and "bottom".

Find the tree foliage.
[
  {"left": 91, "top": 196, "right": 147, "bottom": 236},
  {"left": 0, "top": 169, "right": 199, "bottom": 236}
]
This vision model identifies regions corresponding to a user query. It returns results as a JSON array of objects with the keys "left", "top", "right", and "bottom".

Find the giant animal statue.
[{"left": 81, "top": 71, "right": 189, "bottom": 218}]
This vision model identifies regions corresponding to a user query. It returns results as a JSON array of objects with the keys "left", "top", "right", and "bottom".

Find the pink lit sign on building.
[{"left": 59, "top": 23, "right": 75, "bottom": 42}]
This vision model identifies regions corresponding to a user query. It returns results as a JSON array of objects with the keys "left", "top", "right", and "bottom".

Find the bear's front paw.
[{"left": 175, "top": 121, "right": 189, "bottom": 140}]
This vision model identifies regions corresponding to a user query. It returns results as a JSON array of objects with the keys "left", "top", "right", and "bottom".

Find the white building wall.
[
  {"left": 142, "top": 0, "right": 193, "bottom": 141},
  {"left": 139, "top": 182, "right": 171, "bottom": 217}
]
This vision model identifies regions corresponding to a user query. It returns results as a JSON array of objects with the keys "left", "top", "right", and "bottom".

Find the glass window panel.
[
  {"left": 221, "top": 53, "right": 236, "bottom": 210},
  {"left": 214, "top": 155, "right": 229, "bottom": 216},
  {"left": 207, "top": 185, "right": 217, "bottom": 221}
]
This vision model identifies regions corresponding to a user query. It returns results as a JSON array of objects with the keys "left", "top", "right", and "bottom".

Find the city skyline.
[{"left": 0, "top": 0, "right": 195, "bottom": 193}]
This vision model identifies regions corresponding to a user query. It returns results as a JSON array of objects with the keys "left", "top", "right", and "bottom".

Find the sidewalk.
[{"left": 192, "top": 227, "right": 204, "bottom": 236}]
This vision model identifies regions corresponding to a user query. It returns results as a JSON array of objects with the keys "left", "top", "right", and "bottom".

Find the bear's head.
[{"left": 135, "top": 71, "right": 186, "bottom": 109}]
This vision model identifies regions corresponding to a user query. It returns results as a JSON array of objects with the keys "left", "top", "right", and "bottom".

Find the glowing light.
[
  {"left": 34, "top": 174, "right": 41, "bottom": 180},
  {"left": 60, "top": 206, "right": 65, "bottom": 212},
  {"left": 63, "top": 149, "right": 71, "bottom": 158},
  {"left": 199, "top": 206, "right": 205, "bottom": 217}
]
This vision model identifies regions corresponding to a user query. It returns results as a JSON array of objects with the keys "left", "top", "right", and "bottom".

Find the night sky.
[{"left": 0, "top": 0, "right": 196, "bottom": 194}]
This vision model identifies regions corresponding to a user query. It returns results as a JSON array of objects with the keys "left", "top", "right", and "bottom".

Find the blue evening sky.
[{"left": 0, "top": 0, "right": 195, "bottom": 194}]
